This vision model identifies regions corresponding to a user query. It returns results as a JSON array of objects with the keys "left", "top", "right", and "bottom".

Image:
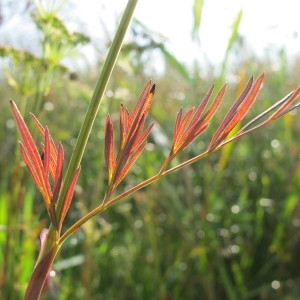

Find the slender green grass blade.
[
  {"left": 55, "top": 0, "right": 139, "bottom": 226},
  {"left": 192, "top": 0, "right": 204, "bottom": 41}
]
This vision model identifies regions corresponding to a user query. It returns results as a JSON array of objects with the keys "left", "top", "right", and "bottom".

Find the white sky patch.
[{"left": 0, "top": 0, "right": 299, "bottom": 68}]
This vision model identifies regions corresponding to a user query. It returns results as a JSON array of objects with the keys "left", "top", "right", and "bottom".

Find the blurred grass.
[{"left": 1, "top": 1, "right": 300, "bottom": 299}]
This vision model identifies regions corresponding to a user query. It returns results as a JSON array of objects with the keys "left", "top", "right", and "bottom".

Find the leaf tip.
[{"left": 150, "top": 83, "right": 156, "bottom": 94}]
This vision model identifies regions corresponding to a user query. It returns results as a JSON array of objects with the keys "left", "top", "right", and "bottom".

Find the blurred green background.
[{"left": 1, "top": 1, "right": 300, "bottom": 299}]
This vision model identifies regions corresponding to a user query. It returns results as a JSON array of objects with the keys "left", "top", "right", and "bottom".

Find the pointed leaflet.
[
  {"left": 120, "top": 86, "right": 155, "bottom": 156},
  {"left": 117, "top": 82, "right": 153, "bottom": 152},
  {"left": 43, "top": 128, "right": 53, "bottom": 199},
  {"left": 113, "top": 143, "right": 147, "bottom": 189},
  {"left": 10, "top": 101, "right": 44, "bottom": 183},
  {"left": 221, "top": 74, "right": 264, "bottom": 136},
  {"left": 131, "top": 80, "right": 153, "bottom": 120},
  {"left": 117, "top": 95, "right": 153, "bottom": 157},
  {"left": 31, "top": 113, "right": 58, "bottom": 179},
  {"left": 52, "top": 144, "right": 64, "bottom": 203},
  {"left": 208, "top": 74, "right": 264, "bottom": 150},
  {"left": 58, "top": 167, "right": 81, "bottom": 229},
  {"left": 10, "top": 100, "right": 52, "bottom": 206},
  {"left": 123, "top": 114, "right": 151, "bottom": 157},
  {"left": 11, "top": 100, "right": 79, "bottom": 231},
  {"left": 105, "top": 115, "right": 115, "bottom": 184},
  {"left": 174, "top": 112, "right": 209, "bottom": 153},
  {"left": 210, "top": 76, "right": 253, "bottom": 140},
  {"left": 170, "top": 84, "right": 226, "bottom": 156},
  {"left": 207, "top": 76, "right": 254, "bottom": 150},
  {"left": 232, "top": 87, "right": 300, "bottom": 140},
  {"left": 128, "top": 84, "right": 155, "bottom": 138},
  {"left": 111, "top": 115, "right": 153, "bottom": 194},
  {"left": 104, "top": 82, "right": 156, "bottom": 202},
  {"left": 188, "top": 84, "right": 215, "bottom": 127},
  {"left": 19, "top": 143, "right": 44, "bottom": 194},
  {"left": 131, "top": 122, "right": 154, "bottom": 154},
  {"left": 119, "top": 104, "right": 130, "bottom": 150},
  {"left": 177, "top": 123, "right": 209, "bottom": 153},
  {"left": 31, "top": 113, "right": 58, "bottom": 159},
  {"left": 173, "top": 108, "right": 195, "bottom": 145},
  {"left": 43, "top": 128, "right": 50, "bottom": 174},
  {"left": 119, "top": 82, "right": 155, "bottom": 160},
  {"left": 173, "top": 108, "right": 184, "bottom": 139},
  {"left": 200, "top": 83, "right": 227, "bottom": 124}
]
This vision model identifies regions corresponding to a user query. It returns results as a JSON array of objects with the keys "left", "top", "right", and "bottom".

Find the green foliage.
[{"left": 1, "top": 1, "right": 300, "bottom": 299}]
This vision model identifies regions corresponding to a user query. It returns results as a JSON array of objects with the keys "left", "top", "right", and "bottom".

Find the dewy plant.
[{"left": 8, "top": 1, "right": 300, "bottom": 299}]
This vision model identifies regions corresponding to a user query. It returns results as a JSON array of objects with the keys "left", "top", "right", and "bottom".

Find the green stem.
[
  {"left": 55, "top": 0, "right": 138, "bottom": 218},
  {"left": 59, "top": 203, "right": 106, "bottom": 245}
]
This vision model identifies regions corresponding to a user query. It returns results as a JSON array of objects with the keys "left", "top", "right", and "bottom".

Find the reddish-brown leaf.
[
  {"left": 123, "top": 114, "right": 147, "bottom": 157},
  {"left": 222, "top": 74, "right": 264, "bottom": 136},
  {"left": 189, "top": 84, "right": 215, "bottom": 127},
  {"left": 10, "top": 101, "right": 45, "bottom": 185},
  {"left": 179, "top": 121, "right": 209, "bottom": 149},
  {"left": 132, "top": 123, "right": 154, "bottom": 154},
  {"left": 173, "top": 108, "right": 195, "bottom": 145},
  {"left": 129, "top": 84, "right": 155, "bottom": 138},
  {"left": 104, "top": 82, "right": 156, "bottom": 201},
  {"left": 31, "top": 113, "right": 58, "bottom": 167},
  {"left": 114, "top": 143, "right": 146, "bottom": 189},
  {"left": 43, "top": 128, "right": 52, "bottom": 198},
  {"left": 208, "top": 74, "right": 264, "bottom": 150},
  {"left": 19, "top": 143, "right": 45, "bottom": 195},
  {"left": 232, "top": 87, "right": 300, "bottom": 140},
  {"left": 52, "top": 144, "right": 64, "bottom": 203},
  {"left": 11, "top": 100, "right": 67, "bottom": 229},
  {"left": 173, "top": 108, "right": 183, "bottom": 139},
  {"left": 169, "top": 83, "right": 227, "bottom": 158},
  {"left": 105, "top": 115, "right": 115, "bottom": 183},
  {"left": 131, "top": 81, "right": 154, "bottom": 120},
  {"left": 175, "top": 123, "right": 209, "bottom": 153},
  {"left": 58, "top": 167, "right": 81, "bottom": 229},
  {"left": 119, "top": 105, "right": 130, "bottom": 149},
  {"left": 185, "top": 123, "right": 209, "bottom": 144},
  {"left": 200, "top": 83, "right": 227, "bottom": 124}
]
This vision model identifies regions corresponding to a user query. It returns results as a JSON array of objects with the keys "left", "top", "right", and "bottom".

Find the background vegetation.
[{"left": 1, "top": 1, "right": 300, "bottom": 299}]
